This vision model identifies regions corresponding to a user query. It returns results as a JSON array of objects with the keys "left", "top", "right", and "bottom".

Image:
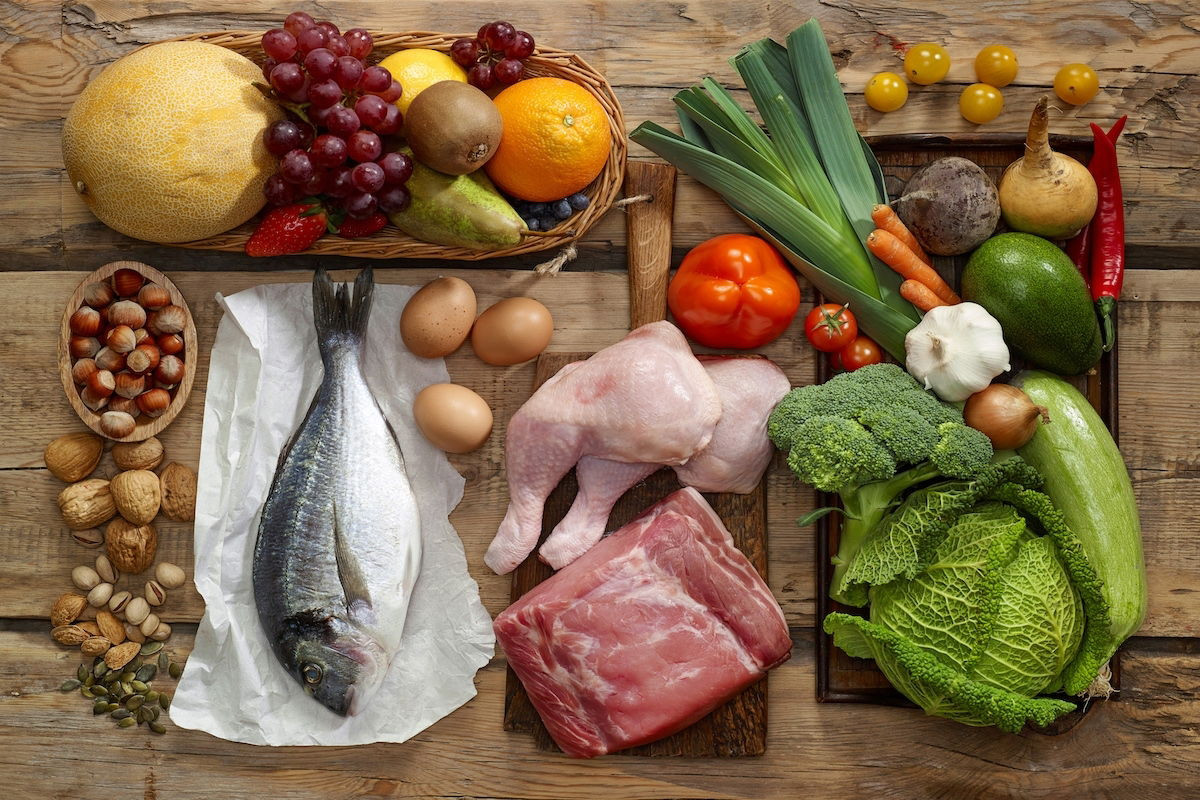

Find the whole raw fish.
[{"left": 253, "top": 267, "right": 422, "bottom": 716}]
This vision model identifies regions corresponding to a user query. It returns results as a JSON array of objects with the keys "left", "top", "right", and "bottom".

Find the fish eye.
[{"left": 301, "top": 662, "right": 323, "bottom": 685}]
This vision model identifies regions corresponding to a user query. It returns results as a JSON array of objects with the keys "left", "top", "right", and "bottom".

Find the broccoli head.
[
  {"left": 929, "top": 422, "right": 995, "bottom": 479},
  {"left": 856, "top": 406, "right": 940, "bottom": 466},
  {"left": 784, "top": 416, "right": 896, "bottom": 493}
]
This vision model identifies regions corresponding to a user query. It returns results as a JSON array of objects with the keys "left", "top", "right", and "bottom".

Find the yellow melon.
[{"left": 63, "top": 42, "right": 283, "bottom": 243}]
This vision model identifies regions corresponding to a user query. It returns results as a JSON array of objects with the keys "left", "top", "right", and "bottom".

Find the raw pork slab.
[{"left": 494, "top": 488, "right": 791, "bottom": 758}]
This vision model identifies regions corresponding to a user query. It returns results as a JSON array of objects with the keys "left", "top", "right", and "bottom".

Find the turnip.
[{"left": 895, "top": 157, "right": 1000, "bottom": 256}]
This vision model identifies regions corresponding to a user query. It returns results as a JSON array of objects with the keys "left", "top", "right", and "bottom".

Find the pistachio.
[
  {"left": 71, "top": 565, "right": 101, "bottom": 591},
  {"left": 154, "top": 562, "right": 186, "bottom": 590},
  {"left": 135, "top": 664, "right": 157, "bottom": 683},
  {"left": 150, "top": 622, "right": 171, "bottom": 642},
  {"left": 86, "top": 582, "right": 113, "bottom": 608},
  {"left": 118, "top": 716, "right": 136, "bottom": 728},
  {"left": 51, "top": 625, "right": 91, "bottom": 646},
  {"left": 144, "top": 580, "right": 166, "bottom": 607},
  {"left": 61, "top": 679, "right": 82, "bottom": 691},
  {"left": 71, "top": 528, "right": 105, "bottom": 549},
  {"left": 124, "top": 622, "right": 146, "bottom": 644},
  {"left": 51, "top": 593, "right": 88, "bottom": 626},
  {"left": 78, "top": 620, "right": 101, "bottom": 636},
  {"left": 108, "top": 590, "right": 132, "bottom": 616},
  {"left": 94, "top": 554, "right": 119, "bottom": 584},
  {"left": 124, "top": 596, "right": 150, "bottom": 625},
  {"left": 80, "top": 636, "right": 112, "bottom": 657},
  {"left": 104, "top": 641, "right": 140, "bottom": 670},
  {"left": 139, "top": 612, "right": 160, "bottom": 638},
  {"left": 95, "top": 610, "right": 124, "bottom": 644},
  {"left": 139, "top": 641, "right": 163, "bottom": 656}
]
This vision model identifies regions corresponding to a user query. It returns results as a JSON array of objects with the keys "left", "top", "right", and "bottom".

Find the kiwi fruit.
[{"left": 404, "top": 81, "right": 503, "bottom": 176}]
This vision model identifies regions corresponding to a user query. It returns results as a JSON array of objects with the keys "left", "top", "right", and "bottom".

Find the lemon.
[{"left": 378, "top": 49, "right": 468, "bottom": 113}]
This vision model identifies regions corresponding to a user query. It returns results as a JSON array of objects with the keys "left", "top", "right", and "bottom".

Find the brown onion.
[{"left": 964, "top": 383, "right": 1049, "bottom": 449}]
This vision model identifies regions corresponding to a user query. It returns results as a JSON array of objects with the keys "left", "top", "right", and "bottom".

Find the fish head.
[{"left": 277, "top": 612, "right": 388, "bottom": 716}]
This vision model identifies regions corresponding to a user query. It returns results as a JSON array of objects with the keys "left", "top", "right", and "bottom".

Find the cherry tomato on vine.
[
  {"left": 837, "top": 335, "right": 883, "bottom": 371},
  {"left": 804, "top": 303, "right": 858, "bottom": 352}
]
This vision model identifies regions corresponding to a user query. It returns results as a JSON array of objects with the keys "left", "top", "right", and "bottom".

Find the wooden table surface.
[{"left": 3, "top": 1, "right": 1199, "bottom": 798}]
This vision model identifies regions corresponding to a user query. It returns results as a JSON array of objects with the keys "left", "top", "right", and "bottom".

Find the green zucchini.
[{"left": 1012, "top": 370, "right": 1147, "bottom": 672}]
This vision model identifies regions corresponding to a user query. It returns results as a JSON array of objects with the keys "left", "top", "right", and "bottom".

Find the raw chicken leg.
[
  {"left": 537, "top": 356, "right": 791, "bottom": 570},
  {"left": 485, "top": 322, "right": 721, "bottom": 575}
]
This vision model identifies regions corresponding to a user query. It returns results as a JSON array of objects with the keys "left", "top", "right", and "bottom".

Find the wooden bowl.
[
  {"left": 140, "top": 30, "right": 628, "bottom": 262},
  {"left": 58, "top": 261, "right": 197, "bottom": 442}
]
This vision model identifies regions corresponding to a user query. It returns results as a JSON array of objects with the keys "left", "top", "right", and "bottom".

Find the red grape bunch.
[
  {"left": 259, "top": 11, "right": 413, "bottom": 219},
  {"left": 451, "top": 21, "right": 536, "bottom": 90}
]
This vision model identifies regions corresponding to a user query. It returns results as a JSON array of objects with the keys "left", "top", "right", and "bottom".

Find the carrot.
[
  {"left": 900, "top": 279, "right": 949, "bottom": 312},
  {"left": 867, "top": 229, "right": 961, "bottom": 305},
  {"left": 871, "top": 204, "right": 931, "bottom": 265}
]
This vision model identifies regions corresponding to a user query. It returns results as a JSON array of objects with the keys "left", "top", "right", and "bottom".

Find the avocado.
[
  {"left": 962, "top": 233, "right": 1102, "bottom": 375},
  {"left": 389, "top": 150, "right": 525, "bottom": 250}
]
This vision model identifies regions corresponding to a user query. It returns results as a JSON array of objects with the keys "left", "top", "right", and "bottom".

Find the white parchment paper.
[{"left": 171, "top": 280, "right": 495, "bottom": 746}]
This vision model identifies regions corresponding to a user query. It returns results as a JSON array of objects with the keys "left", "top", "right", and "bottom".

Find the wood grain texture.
[
  {"left": 502, "top": 353, "right": 771, "bottom": 757},
  {"left": 623, "top": 161, "right": 677, "bottom": 326}
]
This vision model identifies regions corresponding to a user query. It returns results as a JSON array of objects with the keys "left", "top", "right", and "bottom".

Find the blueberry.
[
  {"left": 537, "top": 216, "right": 557, "bottom": 231},
  {"left": 551, "top": 199, "right": 572, "bottom": 219},
  {"left": 511, "top": 200, "right": 530, "bottom": 214},
  {"left": 528, "top": 202, "right": 548, "bottom": 217},
  {"left": 523, "top": 217, "right": 540, "bottom": 231},
  {"left": 567, "top": 192, "right": 590, "bottom": 211}
]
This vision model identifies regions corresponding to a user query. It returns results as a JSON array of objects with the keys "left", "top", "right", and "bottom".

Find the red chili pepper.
[
  {"left": 1064, "top": 116, "right": 1126, "bottom": 287},
  {"left": 1088, "top": 121, "right": 1125, "bottom": 353}
]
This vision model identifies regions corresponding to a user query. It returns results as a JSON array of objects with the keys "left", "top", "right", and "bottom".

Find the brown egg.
[
  {"left": 413, "top": 383, "right": 494, "bottom": 454},
  {"left": 400, "top": 277, "right": 477, "bottom": 358},
  {"left": 470, "top": 297, "right": 554, "bottom": 366}
]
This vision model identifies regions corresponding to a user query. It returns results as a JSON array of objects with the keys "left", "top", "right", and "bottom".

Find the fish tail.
[{"left": 312, "top": 267, "right": 375, "bottom": 357}]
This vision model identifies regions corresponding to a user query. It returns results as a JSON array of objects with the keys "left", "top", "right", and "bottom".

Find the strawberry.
[
  {"left": 335, "top": 213, "right": 388, "bottom": 239},
  {"left": 245, "top": 202, "right": 328, "bottom": 257}
]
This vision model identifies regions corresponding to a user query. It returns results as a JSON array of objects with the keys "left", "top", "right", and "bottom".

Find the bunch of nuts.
[
  {"left": 67, "top": 265, "right": 189, "bottom": 439},
  {"left": 51, "top": 559, "right": 186, "bottom": 656}
]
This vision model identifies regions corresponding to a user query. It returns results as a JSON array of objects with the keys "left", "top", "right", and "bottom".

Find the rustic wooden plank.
[{"left": 3, "top": 625, "right": 1198, "bottom": 799}]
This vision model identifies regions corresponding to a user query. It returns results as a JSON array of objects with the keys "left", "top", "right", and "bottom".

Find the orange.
[{"left": 485, "top": 77, "right": 610, "bottom": 202}]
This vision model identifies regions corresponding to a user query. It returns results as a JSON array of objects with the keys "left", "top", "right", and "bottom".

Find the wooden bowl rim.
[{"left": 58, "top": 261, "right": 197, "bottom": 442}]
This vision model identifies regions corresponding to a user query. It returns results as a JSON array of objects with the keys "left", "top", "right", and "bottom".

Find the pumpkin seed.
[
  {"left": 168, "top": 662, "right": 182, "bottom": 680},
  {"left": 121, "top": 682, "right": 134, "bottom": 697},
  {"left": 61, "top": 679, "right": 81, "bottom": 691},
  {"left": 111, "top": 707, "right": 131, "bottom": 720},
  {"left": 76, "top": 664, "right": 88, "bottom": 683},
  {"left": 135, "top": 664, "right": 157, "bottom": 683},
  {"left": 90, "top": 684, "right": 108, "bottom": 697},
  {"left": 158, "top": 651, "right": 169, "bottom": 671},
  {"left": 93, "top": 701, "right": 108, "bottom": 715},
  {"left": 144, "top": 690, "right": 158, "bottom": 704},
  {"left": 106, "top": 702, "right": 119, "bottom": 712},
  {"left": 80, "top": 686, "right": 94, "bottom": 698},
  {"left": 131, "top": 680, "right": 149, "bottom": 693},
  {"left": 118, "top": 717, "right": 136, "bottom": 728},
  {"left": 136, "top": 706, "right": 150, "bottom": 723},
  {"left": 158, "top": 693, "right": 170, "bottom": 710},
  {"left": 93, "top": 662, "right": 108, "bottom": 678},
  {"left": 126, "top": 695, "right": 144, "bottom": 711},
  {"left": 146, "top": 704, "right": 160, "bottom": 721},
  {"left": 84, "top": 674, "right": 96, "bottom": 687},
  {"left": 149, "top": 721, "right": 166, "bottom": 734},
  {"left": 119, "top": 671, "right": 135, "bottom": 683},
  {"left": 139, "top": 641, "right": 163, "bottom": 656}
]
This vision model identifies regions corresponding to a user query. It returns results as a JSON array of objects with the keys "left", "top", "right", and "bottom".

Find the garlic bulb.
[{"left": 904, "top": 303, "right": 1010, "bottom": 402}]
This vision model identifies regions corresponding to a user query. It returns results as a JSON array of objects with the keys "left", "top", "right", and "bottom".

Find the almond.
[
  {"left": 43, "top": 432, "right": 104, "bottom": 483},
  {"left": 51, "top": 624, "right": 91, "bottom": 646},
  {"left": 78, "top": 620, "right": 101, "bottom": 636},
  {"left": 111, "top": 437, "right": 163, "bottom": 471},
  {"left": 80, "top": 636, "right": 112, "bottom": 657},
  {"left": 95, "top": 610, "right": 125, "bottom": 644},
  {"left": 105, "top": 518, "right": 157, "bottom": 574},
  {"left": 57, "top": 479, "right": 116, "bottom": 530},
  {"left": 110, "top": 470, "right": 161, "bottom": 525},
  {"left": 104, "top": 640, "right": 140, "bottom": 670},
  {"left": 159, "top": 462, "right": 197, "bottom": 522},
  {"left": 50, "top": 593, "right": 87, "bottom": 626}
]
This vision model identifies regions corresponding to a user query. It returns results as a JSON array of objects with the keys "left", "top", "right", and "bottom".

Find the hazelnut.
[
  {"left": 107, "top": 300, "right": 146, "bottom": 329},
  {"left": 110, "top": 469, "right": 160, "bottom": 524},
  {"left": 71, "top": 358, "right": 98, "bottom": 386},
  {"left": 69, "top": 336, "right": 101, "bottom": 359},
  {"left": 105, "top": 325, "right": 136, "bottom": 354},
  {"left": 112, "top": 268, "right": 145, "bottom": 297},
  {"left": 86, "top": 582, "right": 113, "bottom": 608},
  {"left": 136, "top": 388, "right": 171, "bottom": 418},
  {"left": 111, "top": 437, "right": 163, "bottom": 471},
  {"left": 157, "top": 333, "right": 184, "bottom": 355},
  {"left": 114, "top": 371, "right": 145, "bottom": 399},
  {"left": 99, "top": 411, "right": 137, "bottom": 439},
  {"left": 57, "top": 478, "right": 116, "bottom": 530},
  {"left": 94, "top": 346, "right": 125, "bottom": 372},
  {"left": 70, "top": 306, "right": 102, "bottom": 336},
  {"left": 150, "top": 305, "right": 186, "bottom": 335},
  {"left": 71, "top": 565, "right": 101, "bottom": 591},
  {"left": 104, "top": 517, "right": 156, "bottom": 574},
  {"left": 126, "top": 343, "right": 160, "bottom": 374},
  {"left": 133, "top": 327, "right": 150, "bottom": 345},
  {"left": 108, "top": 396, "right": 138, "bottom": 416},
  {"left": 159, "top": 462, "right": 197, "bottom": 522},
  {"left": 50, "top": 593, "right": 88, "bottom": 626},
  {"left": 154, "top": 562, "right": 186, "bottom": 590},
  {"left": 94, "top": 553, "right": 119, "bottom": 583},
  {"left": 86, "top": 369, "right": 115, "bottom": 399},
  {"left": 80, "top": 385, "right": 109, "bottom": 412},
  {"left": 43, "top": 432, "right": 103, "bottom": 482},
  {"left": 155, "top": 355, "right": 184, "bottom": 385},
  {"left": 124, "top": 596, "right": 150, "bottom": 625},
  {"left": 137, "top": 283, "right": 170, "bottom": 309},
  {"left": 83, "top": 281, "right": 114, "bottom": 308}
]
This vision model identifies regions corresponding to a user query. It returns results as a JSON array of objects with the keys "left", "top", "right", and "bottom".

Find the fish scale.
[{"left": 253, "top": 268, "right": 422, "bottom": 716}]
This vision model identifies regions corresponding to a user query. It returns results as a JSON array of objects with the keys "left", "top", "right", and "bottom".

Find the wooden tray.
[
  {"left": 815, "top": 133, "right": 1120, "bottom": 731},
  {"left": 153, "top": 30, "right": 627, "bottom": 261}
]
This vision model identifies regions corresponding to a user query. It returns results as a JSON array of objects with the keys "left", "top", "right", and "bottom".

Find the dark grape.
[
  {"left": 378, "top": 152, "right": 413, "bottom": 186},
  {"left": 310, "top": 134, "right": 348, "bottom": 167},
  {"left": 494, "top": 58, "right": 523, "bottom": 85},
  {"left": 316, "top": 21, "right": 340, "bottom": 37},
  {"left": 295, "top": 26, "right": 328, "bottom": 54},
  {"left": 326, "top": 166, "right": 355, "bottom": 198},
  {"left": 263, "top": 120, "right": 306, "bottom": 156},
  {"left": 270, "top": 61, "right": 306, "bottom": 94},
  {"left": 506, "top": 30, "right": 535, "bottom": 59},
  {"left": 468, "top": 62, "right": 495, "bottom": 90},
  {"left": 347, "top": 131, "right": 382, "bottom": 163},
  {"left": 309, "top": 103, "right": 336, "bottom": 127},
  {"left": 303, "top": 47, "right": 337, "bottom": 80},
  {"left": 333, "top": 56, "right": 365, "bottom": 91},
  {"left": 282, "top": 76, "right": 311, "bottom": 104},
  {"left": 280, "top": 149, "right": 315, "bottom": 185},
  {"left": 303, "top": 168, "right": 330, "bottom": 195},
  {"left": 284, "top": 11, "right": 316, "bottom": 36},
  {"left": 567, "top": 192, "right": 590, "bottom": 211},
  {"left": 297, "top": 121, "right": 315, "bottom": 149},
  {"left": 373, "top": 102, "right": 403, "bottom": 135},
  {"left": 307, "top": 78, "right": 343, "bottom": 108},
  {"left": 261, "top": 57, "right": 279, "bottom": 81},
  {"left": 263, "top": 29, "right": 298, "bottom": 62},
  {"left": 325, "top": 34, "right": 350, "bottom": 58},
  {"left": 376, "top": 185, "right": 411, "bottom": 213},
  {"left": 353, "top": 95, "right": 388, "bottom": 129},
  {"left": 345, "top": 28, "right": 373, "bottom": 60},
  {"left": 482, "top": 21, "right": 516, "bottom": 50},
  {"left": 450, "top": 39, "right": 479, "bottom": 67},
  {"left": 351, "top": 162, "right": 385, "bottom": 193},
  {"left": 264, "top": 173, "right": 301, "bottom": 205},
  {"left": 359, "top": 66, "right": 392, "bottom": 94},
  {"left": 551, "top": 199, "right": 573, "bottom": 219},
  {"left": 476, "top": 24, "right": 490, "bottom": 42},
  {"left": 325, "top": 105, "right": 361, "bottom": 137},
  {"left": 375, "top": 80, "right": 403, "bottom": 103},
  {"left": 344, "top": 191, "right": 378, "bottom": 219}
]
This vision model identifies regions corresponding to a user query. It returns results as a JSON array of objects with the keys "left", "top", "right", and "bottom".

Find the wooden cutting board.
[{"left": 501, "top": 163, "right": 775, "bottom": 757}]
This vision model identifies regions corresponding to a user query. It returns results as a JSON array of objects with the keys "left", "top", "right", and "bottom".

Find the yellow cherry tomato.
[
  {"left": 974, "top": 45, "right": 1018, "bottom": 87},
  {"left": 1054, "top": 63, "right": 1100, "bottom": 106},
  {"left": 864, "top": 72, "right": 909, "bottom": 112},
  {"left": 904, "top": 43, "right": 951, "bottom": 85},
  {"left": 959, "top": 83, "right": 1004, "bottom": 124}
]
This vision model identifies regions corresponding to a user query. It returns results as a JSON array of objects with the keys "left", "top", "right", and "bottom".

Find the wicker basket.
[{"left": 160, "top": 30, "right": 627, "bottom": 261}]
